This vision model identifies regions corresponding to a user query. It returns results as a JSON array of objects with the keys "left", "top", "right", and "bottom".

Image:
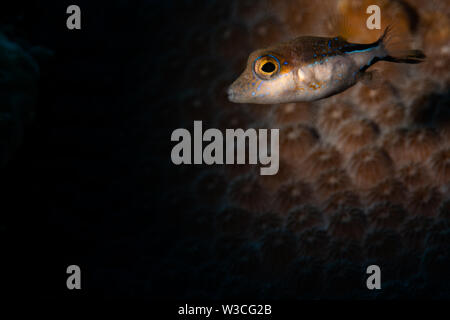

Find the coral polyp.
[
  {"left": 274, "top": 102, "right": 314, "bottom": 126},
  {"left": 428, "top": 148, "right": 450, "bottom": 185},
  {"left": 403, "top": 128, "right": 441, "bottom": 164},
  {"left": 372, "top": 102, "right": 405, "bottom": 130},
  {"left": 407, "top": 186, "right": 442, "bottom": 216},
  {"left": 335, "top": 119, "right": 379, "bottom": 155},
  {"left": 228, "top": 174, "right": 270, "bottom": 213},
  {"left": 300, "top": 145, "right": 343, "bottom": 181},
  {"left": 347, "top": 147, "right": 394, "bottom": 189},
  {"left": 357, "top": 82, "right": 396, "bottom": 111},
  {"left": 273, "top": 180, "right": 314, "bottom": 215},
  {"left": 285, "top": 205, "right": 323, "bottom": 234},
  {"left": 397, "top": 163, "right": 432, "bottom": 190},
  {"left": 323, "top": 190, "right": 362, "bottom": 215},
  {"left": 317, "top": 102, "right": 357, "bottom": 139},
  {"left": 365, "top": 179, "right": 407, "bottom": 205},
  {"left": 315, "top": 169, "right": 352, "bottom": 201},
  {"left": 328, "top": 207, "right": 367, "bottom": 241},
  {"left": 368, "top": 202, "right": 407, "bottom": 229},
  {"left": 279, "top": 124, "right": 319, "bottom": 165}
]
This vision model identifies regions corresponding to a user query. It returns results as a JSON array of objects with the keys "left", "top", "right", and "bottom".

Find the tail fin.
[{"left": 378, "top": 25, "right": 426, "bottom": 64}]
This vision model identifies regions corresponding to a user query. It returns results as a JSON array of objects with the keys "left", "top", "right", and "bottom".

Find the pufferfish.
[{"left": 228, "top": 26, "right": 425, "bottom": 104}]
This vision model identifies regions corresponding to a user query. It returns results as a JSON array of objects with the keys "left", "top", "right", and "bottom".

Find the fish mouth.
[
  {"left": 227, "top": 85, "right": 252, "bottom": 104},
  {"left": 227, "top": 86, "right": 237, "bottom": 102}
]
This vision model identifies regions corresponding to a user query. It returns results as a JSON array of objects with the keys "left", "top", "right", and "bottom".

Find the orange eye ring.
[{"left": 254, "top": 55, "right": 280, "bottom": 80}]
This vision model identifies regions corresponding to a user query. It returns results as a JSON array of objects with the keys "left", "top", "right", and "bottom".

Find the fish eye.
[
  {"left": 262, "top": 62, "right": 276, "bottom": 73},
  {"left": 254, "top": 55, "right": 280, "bottom": 80}
]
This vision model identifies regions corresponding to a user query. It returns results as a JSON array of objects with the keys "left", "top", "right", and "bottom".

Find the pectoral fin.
[{"left": 359, "top": 70, "right": 385, "bottom": 88}]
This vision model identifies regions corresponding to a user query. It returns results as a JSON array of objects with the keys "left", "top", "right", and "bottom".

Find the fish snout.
[{"left": 227, "top": 86, "right": 236, "bottom": 102}]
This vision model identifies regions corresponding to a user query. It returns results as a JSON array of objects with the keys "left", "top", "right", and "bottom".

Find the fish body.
[{"left": 228, "top": 27, "right": 424, "bottom": 104}]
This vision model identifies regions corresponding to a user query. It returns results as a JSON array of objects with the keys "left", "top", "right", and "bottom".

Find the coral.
[
  {"left": 251, "top": 211, "right": 284, "bottom": 238},
  {"left": 403, "top": 128, "right": 441, "bottom": 164},
  {"left": 300, "top": 145, "right": 343, "bottom": 181},
  {"left": 440, "top": 126, "right": 450, "bottom": 149},
  {"left": 327, "top": 240, "right": 363, "bottom": 262},
  {"left": 439, "top": 200, "right": 450, "bottom": 227},
  {"left": 372, "top": 102, "right": 405, "bottom": 130},
  {"left": 357, "top": 82, "right": 397, "bottom": 113},
  {"left": 251, "top": 15, "right": 287, "bottom": 49},
  {"left": 228, "top": 242, "right": 262, "bottom": 277},
  {"left": 328, "top": 207, "right": 367, "bottom": 241},
  {"left": 285, "top": 205, "right": 323, "bottom": 234},
  {"left": 421, "top": 9, "right": 450, "bottom": 73},
  {"left": 407, "top": 186, "right": 442, "bottom": 216},
  {"left": 214, "top": 108, "right": 253, "bottom": 131},
  {"left": 428, "top": 148, "right": 450, "bottom": 185},
  {"left": 381, "top": 129, "right": 408, "bottom": 166},
  {"left": 317, "top": 102, "right": 357, "bottom": 139},
  {"left": 279, "top": 123, "right": 319, "bottom": 165},
  {"left": 224, "top": 162, "right": 257, "bottom": 180},
  {"left": 424, "top": 223, "right": 450, "bottom": 249},
  {"left": 258, "top": 159, "right": 294, "bottom": 192},
  {"left": 422, "top": 48, "right": 450, "bottom": 83},
  {"left": 323, "top": 190, "right": 361, "bottom": 214},
  {"left": 298, "top": 228, "right": 330, "bottom": 259},
  {"left": 260, "top": 230, "right": 298, "bottom": 273},
  {"left": 152, "top": 0, "right": 450, "bottom": 299},
  {"left": 244, "top": 103, "right": 275, "bottom": 121},
  {"left": 396, "top": 163, "right": 432, "bottom": 191},
  {"left": 274, "top": 102, "right": 315, "bottom": 126},
  {"left": 271, "top": 0, "right": 325, "bottom": 36},
  {"left": 347, "top": 147, "right": 394, "bottom": 189},
  {"left": 315, "top": 169, "right": 352, "bottom": 201},
  {"left": 227, "top": 174, "right": 270, "bottom": 213},
  {"left": 380, "top": 128, "right": 441, "bottom": 167},
  {"left": 400, "top": 216, "right": 433, "bottom": 250},
  {"left": 272, "top": 180, "right": 314, "bottom": 215},
  {"left": 215, "top": 206, "right": 254, "bottom": 237},
  {"left": 335, "top": 119, "right": 379, "bottom": 155},
  {"left": 364, "top": 230, "right": 402, "bottom": 260},
  {"left": 365, "top": 179, "right": 407, "bottom": 205},
  {"left": 367, "top": 202, "right": 407, "bottom": 230},
  {"left": 398, "top": 79, "right": 437, "bottom": 111}
]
